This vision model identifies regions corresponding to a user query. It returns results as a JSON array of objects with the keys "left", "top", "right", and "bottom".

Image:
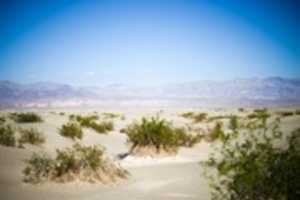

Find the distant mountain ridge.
[{"left": 0, "top": 77, "right": 300, "bottom": 108}]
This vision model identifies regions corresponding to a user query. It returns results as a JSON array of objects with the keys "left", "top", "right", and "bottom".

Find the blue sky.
[{"left": 0, "top": 0, "right": 299, "bottom": 86}]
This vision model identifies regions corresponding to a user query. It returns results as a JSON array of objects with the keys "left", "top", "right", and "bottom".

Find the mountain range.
[{"left": 0, "top": 77, "right": 300, "bottom": 108}]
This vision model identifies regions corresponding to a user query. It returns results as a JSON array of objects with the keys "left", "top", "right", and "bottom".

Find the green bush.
[
  {"left": 59, "top": 122, "right": 83, "bottom": 140},
  {"left": 202, "top": 115, "right": 300, "bottom": 200},
  {"left": 0, "top": 125, "right": 16, "bottom": 147},
  {"left": 124, "top": 117, "right": 200, "bottom": 154},
  {"left": 10, "top": 112, "right": 43, "bottom": 123},
  {"left": 294, "top": 109, "right": 300, "bottom": 115},
  {"left": 23, "top": 144, "right": 128, "bottom": 184},
  {"left": 18, "top": 128, "right": 45, "bottom": 147},
  {"left": 247, "top": 108, "right": 270, "bottom": 121}
]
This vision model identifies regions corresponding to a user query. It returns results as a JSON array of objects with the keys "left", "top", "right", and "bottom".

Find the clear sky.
[{"left": 0, "top": 0, "right": 299, "bottom": 86}]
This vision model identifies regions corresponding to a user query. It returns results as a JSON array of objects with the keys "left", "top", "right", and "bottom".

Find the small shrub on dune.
[
  {"left": 124, "top": 117, "right": 200, "bottom": 156},
  {"left": 247, "top": 108, "right": 270, "bottom": 121},
  {"left": 238, "top": 107, "right": 245, "bottom": 112},
  {"left": 101, "top": 112, "right": 120, "bottom": 119},
  {"left": 59, "top": 122, "right": 83, "bottom": 140},
  {"left": 275, "top": 110, "right": 294, "bottom": 118},
  {"left": 23, "top": 143, "right": 128, "bottom": 184},
  {"left": 205, "top": 122, "right": 225, "bottom": 142},
  {"left": 181, "top": 112, "right": 207, "bottom": 123},
  {"left": 0, "top": 116, "right": 6, "bottom": 124},
  {"left": 295, "top": 109, "right": 300, "bottom": 115},
  {"left": 18, "top": 128, "right": 45, "bottom": 147},
  {"left": 10, "top": 112, "right": 43, "bottom": 123},
  {"left": 0, "top": 125, "right": 16, "bottom": 147},
  {"left": 181, "top": 112, "right": 195, "bottom": 118},
  {"left": 73, "top": 115, "right": 113, "bottom": 134},
  {"left": 89, "top": 121, "right": 114, "bottom": 134},
  {"left": 23, "top": 153, "right": 54, "bottom": 184}
]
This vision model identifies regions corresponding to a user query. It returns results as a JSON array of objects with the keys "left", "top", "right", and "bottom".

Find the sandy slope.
[{"left": 0, "top": 108, "right": 299, "bottom": 200}]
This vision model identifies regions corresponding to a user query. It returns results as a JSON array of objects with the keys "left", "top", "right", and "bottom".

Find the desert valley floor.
[{"left": 1, "top": 107, "right": 300, "bottom": 200}]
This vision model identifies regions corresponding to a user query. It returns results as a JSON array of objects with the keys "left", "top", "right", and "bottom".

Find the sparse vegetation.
[
  {"left": 18, "top": 128, "right": 45, "bottom": 147},
  {"left": 181, "top": 112, "right": 208, "bottom": 123},
  {"left": 101, "top": 112, "right": 120, "bottom": 119},
  {"left": 0, "top": 116, "right": 6, "bottom": 124},
  {"left": 23, "top": 143, "right": 128, "bottom": 184},
  {"left": 0, "top": 125, "right": 16, "bottom": 147},
  {"left": 206, "top": 122, "right": 225, "bottom": 142},
  {"left": 59, "top": 122, "right": 83, "bottom": 140},
  {"left": 276, "top": 110, "right": 294, "bottom": 118},
  {"left": 295, "top": 109, "right": 300, "bottom": 115},
  {"left": 124, "top": 117, "right": 201, "bottom": 156},
  {"left": 238, "top": 107, "right": 245, "bottom": 112},
  {"left": 72, "top": 114, "right": 113, "bottom": 134},
  {"left": 207, "top": 115, "right": 232, "bottom": 122},
  {"left": 247, "top": 108, "right": 270, "bottom": 120},
  {"left": 10, "top": 112, "right": 43, "bottom": 123}
]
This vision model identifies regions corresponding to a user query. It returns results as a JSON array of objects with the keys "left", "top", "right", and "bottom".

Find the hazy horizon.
[{"left": 1, "top": 0, "right": 299, "bottom": 86}]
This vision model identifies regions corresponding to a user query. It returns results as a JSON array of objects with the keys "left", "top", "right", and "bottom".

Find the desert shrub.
[
  {"left": 101, "top": 112, "right": 120, "bottom": 119},
  {"left": 18, "top": 128, "right": 45, "bottom": 147},
  {"left": 73, "top": 114, "right": 113, "bottom": 134},
  {"left": 89, "top": 121, "right": 114, "bottom": 134},
  {"left": 181, "top": 112, "right": 195, "bottom": 118},
  {"left": 202, "top": 114, "right": 300, "bottom": 200},
  {"left": 124, "top": 117, "right": 199, "bottom": 155},
  {"left": 193, "top": 113, "right": 208, "bottom": 123},
  {"left": 175, "top": 128, "right": 203, "bottom": 147},
  {"left": 23, "top": 153, "right": 54, "bottom": 184},
  {"left": 0, "top": 125, "right": 16, "bottom": 147},
  {"left": 75, "top": 114, "right": 98, "bottom": 125},
  {"left": 59, "top": 112, "right": 65, "bottom": 116},
  {"left": 59, "top": 122, "right": 83, "bottom": 140},
  {"left": 247, "top": 108, "right": 270, "bottom": 121},
  {"left": 23, "top": 144, "right": 128, "bottom": 184},
  {"left": 10, "top": 112, "right": 43, "bottom": 123},
  {"left": 181, "top": 112, "right": 207, "bottom": 123},
  {"left": 229, "top": 115, "right": 239, "bottom": 131},
  {"left": 206, "top": 122, "right": 225, "bottom": 142},
  {"left": 294, "top": 109, "right": 300, "bottom": 115},
  {"left": 238, "top": 107, "right": 245, "bottom": 112},
  {"left": 0, "top": 116, "right": 6, "bottom": 124},
  {"left": 207, "top": 115, "right": 232, "bottom": 122},
  {"left": 276, "top": 110, "right": 294, "bottom": 118}
]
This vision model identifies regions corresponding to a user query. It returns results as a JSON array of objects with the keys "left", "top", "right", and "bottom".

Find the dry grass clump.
[
  {"left": 0, "top": 125, "right": 16, "bottom": 147},
  {"left": 18, "top": 128, "right": 45, "bottom": 147},
  {"left": 23, "top": 143, "right": 128, "bottom": 184},
  {"left": 124, "top": 117, "right": 201, "bottom": 156},
  {"left": 59, "top": 122, "right": 83, "bottom": 140},
  {"left": 181, "top": 112, "right": 208, "bottom": 123},
  {"left": 71, "top": 114, "right": 114, "bottom": 134},
  {"left": 10, "top": 112, "right": 43, "bottom": 123}
]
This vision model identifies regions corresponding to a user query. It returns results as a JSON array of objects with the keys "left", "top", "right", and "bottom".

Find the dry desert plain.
[{"left": 0, "top": 107, "right": 300, "bottom": 200}]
